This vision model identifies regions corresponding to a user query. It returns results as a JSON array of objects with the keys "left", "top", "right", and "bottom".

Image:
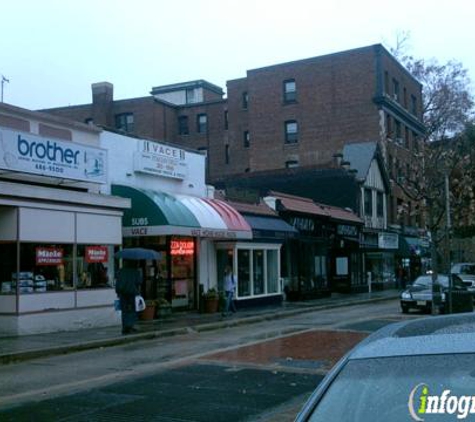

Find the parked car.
[
  {"left": 451, "top": 262, "right": 475, "bottom": 297},
  {"left": 400, "top": 274, "right": 466, "bottom": 314},
  {"left": 295, "top": 313, "right": 475, "bottom": 422}
]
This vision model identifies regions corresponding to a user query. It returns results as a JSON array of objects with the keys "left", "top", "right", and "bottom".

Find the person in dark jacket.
[{"left": 115, "top": 262, "right": 142, "bottom": 334}]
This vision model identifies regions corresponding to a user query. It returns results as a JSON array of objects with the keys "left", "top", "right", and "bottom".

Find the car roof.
[{"left": 349, "top": 313, "right": 475, "bottom": 359}]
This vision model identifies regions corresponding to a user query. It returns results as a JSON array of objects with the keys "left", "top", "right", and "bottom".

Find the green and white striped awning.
[{"left": 112, "top": 185, "right": 252, "bottom": 240}]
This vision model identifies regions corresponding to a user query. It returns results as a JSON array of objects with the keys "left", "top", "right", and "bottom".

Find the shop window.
[
  {"left": 237, "top": 249, "right": 251, "bottom": 297},
  {"left": 267, "top": 250, "right": 279, "bottom": 293},
  {"left": 19, "top": 243, "right": 74, "bottom": 292},
  {"left": 170, "top": 237, "right": 195, "bottom": 309},
  {"left": 0, "top": 242, "right": 18, "bottom": 296},
  {"left": 253, "top": 250, "right": 264, "bottom": 295},
  {"left": 77, "top": 245, "right": 113, "bottom": 289}
]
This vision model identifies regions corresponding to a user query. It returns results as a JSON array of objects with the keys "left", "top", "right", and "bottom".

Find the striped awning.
[{"left": 111, "top": 185, "right": 252, "bottom": 239}]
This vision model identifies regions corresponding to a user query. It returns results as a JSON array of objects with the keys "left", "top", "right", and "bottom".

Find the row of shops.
[{"left": 0, "top": 103, "right": 429, "bottom": 336}]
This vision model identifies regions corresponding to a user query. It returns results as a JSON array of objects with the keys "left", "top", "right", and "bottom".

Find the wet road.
[{"left": 0, "top": 299, "right": 421, "bottom": 421}]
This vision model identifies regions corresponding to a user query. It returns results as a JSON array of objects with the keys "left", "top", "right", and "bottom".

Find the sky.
[{"left": 1, "top": 0, "right": 474, "bottom": 110}]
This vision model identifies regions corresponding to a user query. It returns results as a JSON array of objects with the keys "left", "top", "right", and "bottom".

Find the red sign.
[
  {"left": 85, "top": 246, "right": 109, "bottom": 263},
  {"left": 170, "top": 240, "right": 194, "bottom": 256},
  {"left": 36, "top": 247, "right": 64, "bottom": 266}
]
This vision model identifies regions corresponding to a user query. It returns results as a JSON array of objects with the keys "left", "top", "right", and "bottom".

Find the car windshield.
[
  {"left": 307, "top": 354, "right": 475, "bottom": 421},
  {"left": 460, "top": 265, "right": 475, "bottom": 275},
  {"left": 413, "top": 275, "right": 448, "bottom": 287}
]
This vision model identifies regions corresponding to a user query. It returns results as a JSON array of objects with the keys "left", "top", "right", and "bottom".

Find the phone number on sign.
[{"left": 35, "top": 163, "right": 65, "bottom": 174}]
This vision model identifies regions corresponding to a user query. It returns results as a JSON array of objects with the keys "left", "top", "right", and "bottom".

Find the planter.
[
  {"left": 139, "top": 305, "right": 156, "bottom": 320},
  {"left": 204, "top": 298, "right": 219, "bottom": 313}
]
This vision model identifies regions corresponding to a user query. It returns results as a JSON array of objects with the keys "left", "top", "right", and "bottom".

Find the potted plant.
[
  {"left": 156, "top": 297, "right": 172, "bottom": 318},
  {"left": 139, "top": 299, "right": 157, "bottom": 321},
  {"left": 203, "top": 288, "right": 219, "bottom": 313}
]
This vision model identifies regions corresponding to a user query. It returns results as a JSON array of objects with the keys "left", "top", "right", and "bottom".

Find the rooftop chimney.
[{"left": 91, "top": 82, "right": 113, "bottom": 127}]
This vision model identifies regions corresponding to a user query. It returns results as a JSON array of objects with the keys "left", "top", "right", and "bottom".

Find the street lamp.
[{"left": 1, "top": 75, "right": 9, "bottom": 102}]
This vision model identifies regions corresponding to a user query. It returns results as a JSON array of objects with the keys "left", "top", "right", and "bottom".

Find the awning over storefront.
[
  {"left": 111, "top": 185, "right": 252, "bottom": 239},
  {"left": 243, "top": 215, "right": 298, "bottom": 239},
  {"left": 399, "top": 236, "right": 431, "bottom": 257}
]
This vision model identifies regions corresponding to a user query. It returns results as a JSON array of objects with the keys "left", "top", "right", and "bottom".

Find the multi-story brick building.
[{"left": 41, "top": 44, "right": 425, "bottom": 227}]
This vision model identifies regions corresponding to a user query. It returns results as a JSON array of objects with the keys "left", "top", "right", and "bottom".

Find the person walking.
[
  {"left": 115, "top": 262, "right": 142, "bottom": 334},
  {"left": 222, "top": 265, "right": 237, "bottom": 316}
]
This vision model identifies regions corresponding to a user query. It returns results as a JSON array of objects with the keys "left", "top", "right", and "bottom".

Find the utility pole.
[
  {"left": 445, "top": 172, "right": 453, "bottom": 313},
  {"left": 1, "top": 75, "right": 10, "bottom": 102}
]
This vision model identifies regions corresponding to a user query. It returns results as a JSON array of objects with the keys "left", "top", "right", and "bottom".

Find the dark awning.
[{"left": 243, "top": 215, "right": 298, "bottom": 239}]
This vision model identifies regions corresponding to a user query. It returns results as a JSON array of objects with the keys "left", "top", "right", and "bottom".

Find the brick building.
[{"left": 41, "top": 44, "right": 425, "bottom": 228}]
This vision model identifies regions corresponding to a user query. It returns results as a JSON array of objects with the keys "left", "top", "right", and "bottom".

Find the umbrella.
[{"left": 115, "top": 247, "right": 161, "bottom": 260}]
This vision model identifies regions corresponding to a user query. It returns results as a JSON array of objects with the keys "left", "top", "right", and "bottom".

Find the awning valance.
[
  {"left": 243, "top": 215, "right": 298, "bottom": 239},
  {"left": 111, "top": 185, "right": 252, "bottom": 239}
]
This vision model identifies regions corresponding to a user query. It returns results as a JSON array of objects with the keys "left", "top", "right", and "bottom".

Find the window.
[
  {"left": 386, "top": 113, "right": 392, "bottom": 138},
  {"left": 196, "top": 114, "right": 207, "bottom": 133},
  {"left": 243, "top": 131, "right": 250, "bottom": 148},
  {"left": 411, "top": 95, "right": 417, "bottom": 115},
  {"left": 283, "top": 79, "right": 297, "bottom": 103},
  {"left": 225, "top": 144, "right": 230, "bottom": 164},
  {"left": 377, "top": 192, "right": 384, "bottom": 217},
  {"left": 224, "top": 110, "right": 229, "bottom": 130},
  {"left": 285, "top": 160, "right": 299, "bottom": 168},
  {"left": 285, "top": 120, "right": 298, "bottom": 143},
  {"left": 115, "top": 113, "right": 134, "bottom": 132},
  {"left": 403, "top": 87, "right": 408, "bottom": 108},
  {"left": 364, "top": 188, "right": 372, "bottom": 216},
  {"left": 186, "top": 89, "right": 196, "bottom": 104},
  {"left": 384, "top": 71, "right": 389, "bottom": 95},
  {"left": 178, "top": 116, "right": 189, "bottom": 135},
  {"left": 84, "top": 117, "right": 94, "bottom": 125},
  {"left": 395, "top": 120, "right": 402, "bottom": 143},
  {"left": 242, "top": 92, "right": 248, "bottom": 109},
  {"left": 392, "top": 78, "right": 399, "bottom": 101},
  {"left": 404, "top": 126, "right": 410, "bottom": 148}
]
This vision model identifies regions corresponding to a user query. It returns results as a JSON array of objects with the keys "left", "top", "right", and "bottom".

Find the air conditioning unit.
[{"left": 395, "top": 137, "right": 404, "bottom": 145}]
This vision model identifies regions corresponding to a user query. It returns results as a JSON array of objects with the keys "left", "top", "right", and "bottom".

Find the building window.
[
  {"left": 392, "top": 78, "right": 399, "bottom": 101},
  {"left": 395, "top": 120, "right": 402, "bottom": 143},
  {"left": 386, "top": 113, "right": 392, "bottom": 138},
  {"left": 403, "top": 87, "right": 408, "bottom": 108},
  {"left": 243, "top": 131, "right": 250, "bottom": 148},
  {"left": 224, "top": 110, "right": 229, "bottom": 130},
  {"left": 283, "top": 79, "right": 297, "bottom": 103},
  {"left": 377, "top": 192, "right": 384, "bottom": 217},
  {"left": 384, "top": 71, "right": 389, "bottom": 95},
  {"left": 115, "top": 113, "right": 134, "bottom": 133},
  {"left": 186, "top": 89, "right": 196, "bottom": 104},
  {"left": 285, "top": 160, "right": 299, "bottom": 168},
  {"left": 225, "top": 144, "right": 230, "bottom": 164},
  {"left": 242, "top": 92, "right": 248, "bottom": 109},
  {"left": 411, "top": 95, "right": 417, "bottom": 115},
  {"left": 364, "top": 188, "right": 372, "bottom": 216},
  {"left": 84, "top": 117, "right": 94, "bottom": 125},
  {"left": 178, "top": 116, "right": 189, "bottom": 135},
  {"left": 196, "top": 114, "right": 207, "bottom": 134},
  {"left": 285, "top": 120, "right": 298, "bottom": 144}
]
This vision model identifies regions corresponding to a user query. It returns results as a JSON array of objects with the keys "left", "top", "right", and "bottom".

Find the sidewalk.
[{"left": 0, "top": 290, "right": 400, "bottom": 365}]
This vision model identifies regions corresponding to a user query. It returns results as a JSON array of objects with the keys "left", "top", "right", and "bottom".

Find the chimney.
[{"left": 91, "top": 82, "right": 113, "bottom": 127}]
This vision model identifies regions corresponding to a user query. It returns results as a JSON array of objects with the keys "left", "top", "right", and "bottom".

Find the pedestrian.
[
  {"left": 222, "top": 265, "right": 237, "bottom": 316},
  {"left": 115, "top": 262, "right": 142, "bottom": 334}
]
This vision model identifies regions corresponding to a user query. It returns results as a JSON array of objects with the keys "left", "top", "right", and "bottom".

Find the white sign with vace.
[
  {"left": 133, "top": 140, "right": 188, "bottom": 180},
  {"left": 0, "top": 128, "right": 107, "bottom": 184}
]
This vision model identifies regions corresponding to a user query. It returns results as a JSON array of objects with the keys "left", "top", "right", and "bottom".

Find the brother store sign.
[{"left": 0, "top": 128, "right": 107, "bottom": 184}]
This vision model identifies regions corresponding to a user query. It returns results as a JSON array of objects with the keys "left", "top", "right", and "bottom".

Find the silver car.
[{"left": 451, "top": 263, "right": 475, "bottom": 296}]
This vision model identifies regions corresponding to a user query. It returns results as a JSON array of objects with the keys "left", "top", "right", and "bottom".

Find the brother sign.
[{"left": 17, "top": 135, "right": 81, "bottom": 165}]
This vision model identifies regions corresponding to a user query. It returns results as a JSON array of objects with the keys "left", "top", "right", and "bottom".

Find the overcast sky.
[{"left": 1, "top": 0, "right": 474, "bottom": 110}]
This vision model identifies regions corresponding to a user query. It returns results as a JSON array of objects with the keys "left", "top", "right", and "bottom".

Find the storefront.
[
  {"left": 217, "top": 199, "right": 298, "bottom": 307},
  {"left": 0, "top": 105, "right": 129, "bottom": 336},
  {"left": 111, "top": 184, "right": 252, "bottom": 310}
]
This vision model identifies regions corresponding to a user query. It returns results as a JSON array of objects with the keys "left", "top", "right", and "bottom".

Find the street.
[{"left": 0, "top": 299, "right": 421, "bottom": 421}]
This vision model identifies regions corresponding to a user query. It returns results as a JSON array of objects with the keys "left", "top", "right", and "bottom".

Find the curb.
[{"left": 0, "top": 294, "right": 399, "bottom": 365}]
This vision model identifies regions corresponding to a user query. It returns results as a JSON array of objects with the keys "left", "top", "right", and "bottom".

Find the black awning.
[{"left": 243, "top": 215, "right": 298, "bottom": 239}]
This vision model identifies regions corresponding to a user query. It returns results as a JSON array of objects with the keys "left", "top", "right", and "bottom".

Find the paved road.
[{"left": 0, "top": 300, "right": 421, "bottom": 421}]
